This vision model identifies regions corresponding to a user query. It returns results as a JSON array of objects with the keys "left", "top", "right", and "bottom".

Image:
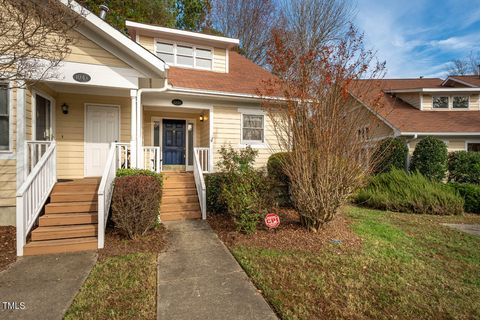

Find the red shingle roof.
[
  {"left": 356, "top": 79, "right": 480, "bottom": 134},
  {"left": 167, "top": 51, "right": 279, "bottom": 96}
]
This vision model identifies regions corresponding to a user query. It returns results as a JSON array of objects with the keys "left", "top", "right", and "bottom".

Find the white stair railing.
[
  {"left": 26, "top": 141, "right": 53, "bottom": 175},
  {"left": 194, "top": 147, "right": 210, "bottom": 173},
  {"left": 16, "top": 141, "right": 57, "bottom": 256},
  {"left": 116, "top": 143, "right": 131, "bottom": 169},
  {"left": 143, "top": 146, "right": 161, "bottom": 173},
  {"left": 193, "top": 147, "right": 207, "bottom": 220},
  {"left": 97, "top": 142, "right": 123, "bottom": 249}
]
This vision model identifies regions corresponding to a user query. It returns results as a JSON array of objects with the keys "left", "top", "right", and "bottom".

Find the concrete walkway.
[
  {"left": 0, "top": 252, "right": 96, "bottom": 320},
  {"left": 442, "top": 223, "right": 480, "bottom": 236},
  {"left": 158, "top": 220, "right": 278, "bottom": 320}
]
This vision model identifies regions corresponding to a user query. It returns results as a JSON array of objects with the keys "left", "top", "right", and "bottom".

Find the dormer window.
[
  {"left": 155, "top": 41, "right": 212, "bottom": 70},
  {"left": 433, "top": 96, "right": 448, "bottom": 109},
  {"left": 453, "top": 96, "right": 469, "bottom": 109}
]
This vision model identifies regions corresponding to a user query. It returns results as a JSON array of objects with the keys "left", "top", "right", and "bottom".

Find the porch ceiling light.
[
  {"left": 199, "top": 114, "right": 206, "bottom": 122},
  {"left": 61, "top": 103, "right": 69, "bottom": 115}
]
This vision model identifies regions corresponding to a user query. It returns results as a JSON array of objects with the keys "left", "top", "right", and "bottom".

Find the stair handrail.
[
  {"left": 193, "top": 147, "right": 207, "bottom": 219},
  {"left": 16, "top": 140, "right": 57, "bottom": 256},
  {"left": 97, "top": 142, "right": 119, "bottom": 249}
]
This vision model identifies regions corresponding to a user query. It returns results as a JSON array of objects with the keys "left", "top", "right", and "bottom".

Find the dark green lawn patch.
[
  {"left": 213, "top": 207, "right": 480, "bottom": 320},
  {"left": 65, "top": 226, "right": 167, "bottom": 320}
]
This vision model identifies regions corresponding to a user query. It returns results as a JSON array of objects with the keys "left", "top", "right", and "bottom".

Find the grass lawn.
[
  {"left": 211, "top": 207, "right": 480, "bottom": 320},
  {"left": 64, "top": 226, "right": 167, "bottom": 320}
]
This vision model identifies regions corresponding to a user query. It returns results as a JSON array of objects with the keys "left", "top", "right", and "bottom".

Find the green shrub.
[
  {"left": 448, "top": 183, "right": 480, "bottom": 213},
  {"left": 355, "top": 169, "right": 464, "bottom": 215},
  {"left": 410, "top": 137, "right": 448, "bottom": 181},
  {"left": 205, "top": 173, "right": 228, "bottom": 214},
  {"left": 373, "top": 137, "right": 408, "bottom": 174},
  {"left": 217, "top": 146, "right": 269, "bottom": 234},
  {"left": 116, "top": 168, "right": 163, "bottom": 188},
  {"left": 448, "top": 151, "right": 480, "bottom": 184},
  {"left": 267, "top": 152, "right": 292, "bottom": 207},
  {"left": 112, "top": 176, "right": 161, "bottom": 239}
]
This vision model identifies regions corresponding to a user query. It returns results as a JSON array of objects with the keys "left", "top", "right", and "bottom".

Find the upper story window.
[
  {"left": 0, "top": 84, "right": 9, "bottom": 151},
  {"left": 432, "top": 95, "right": 470, "bottom": 109},
  {"left": 242, "top": 113, "right": 264, "bottom": 144},
  {"left": 156, "top": 41, "right": 212, "bottom": 70}
]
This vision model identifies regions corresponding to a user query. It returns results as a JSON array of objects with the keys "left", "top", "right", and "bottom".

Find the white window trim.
[
  {"left": 432, "top": 95, "right": 471, "bottom": 110},
  {"left": 0, "top": 82, "right": 13, "bottom": 156},
  {"left": 154, "top": 39, "right": 214, "bottom": 71},
  {"left": 239, "top": 109, "right": 266, "bottom": 146},
  {"left": 32, "top": 90, "right": 56, "bottom": 141},
  {"left": 465, "top": 140, "right": 480, "bottom": 151}
]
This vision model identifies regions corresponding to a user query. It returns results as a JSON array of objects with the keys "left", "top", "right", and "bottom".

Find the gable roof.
[
  {"left": 444, "top": 75, "right": 480, "bottom": 88},
  {"left": 355, "top": 78, "right": 480, "bottom": 135},
  {"left": 167, "top": 51, "right": 280, "bottom": 97},
  {"left": 63, "top": 0, "right": 167, "bottom": 78}
]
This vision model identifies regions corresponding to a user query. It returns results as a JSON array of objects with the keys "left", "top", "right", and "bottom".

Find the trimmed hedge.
[
  {"left": 410, "top": 136, "right": 448, "bottom": 181},
  {"left": 373, "top": 137, "right": 408, "bottom": 174},
  {"left": 267, "top": 152, "right": 292, "bottom": 207},
  {"left": 448, "top": 183, "right": 480, "bottom": 213},
  {"left": 205, "top": 173, "right": 228, "bottom": 214},
  {"left": 448, "top": 151, "right": 480, "bottom": 184},
  {"left": 355, "top": 169, "right": 464, "bottom": 215},
  {"left": 116, "top": 168, "right": 163, "bottom": 188}
]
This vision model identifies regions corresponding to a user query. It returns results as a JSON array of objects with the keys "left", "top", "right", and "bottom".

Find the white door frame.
[
  {"left": 84, "top": 103, "right": 121, "bottom": 177},
  {"left": 150, "top": 116, "right": 196, "bottom": 170}
]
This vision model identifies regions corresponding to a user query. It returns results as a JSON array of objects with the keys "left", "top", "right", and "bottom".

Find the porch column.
[
  {"left": 16, "top": 85, "right": 26, "bottom": 186},
  {"left": 136, "top": 91, "right": 144, "bottom": 169},
  {"left": 130, "top": 89, "right": 137, "bottom": 168},
  {"left": 209, "top": 107, "right": 214, "bottom": 172}
]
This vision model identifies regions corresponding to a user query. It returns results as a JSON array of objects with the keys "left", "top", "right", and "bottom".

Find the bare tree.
[
  {"left": 447, "top": 51, "right": 480, "bottom": 76},
  {"left": 281, "top": 0, "right": 356, "bottom": 56},
  {"left": 260, "top": 26, "right": 385, "bottom": 231},
  {"left": 0, "top": 0, "right": 84, "bottom": 86},
  {"left": 210, "top": 0, "right": 279, "bottom": 66}
]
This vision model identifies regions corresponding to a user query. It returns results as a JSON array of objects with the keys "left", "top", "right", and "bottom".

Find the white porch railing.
[
  {"left": 98, "top": 142, "right": 125, "bottom": 249},
  {"left": 193, "top": 147, "right": 207, "bottom": 220},
  {"left": 16, "top": 141, "right": 57, "bottom": 256},
  {"left": 143, "top": 146, "right": 161, "bottom": 173},
  {"left": 195, "top": 147, "right": 210, "bottom": 173},
  {"left": 26, "top": 141, "right": 53, "bottom": 175}
]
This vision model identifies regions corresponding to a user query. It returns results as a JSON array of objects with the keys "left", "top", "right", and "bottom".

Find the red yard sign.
[{"left": 264, "top": 213, "right": 280, "bottom": 229}]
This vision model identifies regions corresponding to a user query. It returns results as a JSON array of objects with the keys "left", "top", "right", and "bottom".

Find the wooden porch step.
[
  {"left": 164, "top": 175, "right": 194, "bottom": 183},
  {"left": 162, "top": 195, "right": 199, "bottom": 205},
  {"left": 45, "top": 201, "right": 97, "bottom": 214},
  {"left": 53, "top": 184, "right": 99, "bottom": 193},
  {"left": 161, "top": 210, "right": 201, "bottom": 221},
  {"left": 31, "top": 225, "right": 98, "bottom": 241},
  {"left": 23, "top": 237, "right": 97, "bottom": 256},
  {"left": 39, "top": 212, "right": 98, "bottom": 226},
  {"left": 163, "top": 182, "right": 196, "bottom": 189},
  {"left": 161, "top": 202, "right": 200, "bottom": 213},
  {"left": 163, "top": 188, "right": 197, "bottom": 196},
  {"left": 50, "top": 192, "right": 97, "bottom": 203}
]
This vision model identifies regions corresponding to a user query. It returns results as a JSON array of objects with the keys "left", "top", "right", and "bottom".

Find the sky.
[{"left": 354, "top": 0, "right": 480, "bottom": 79}]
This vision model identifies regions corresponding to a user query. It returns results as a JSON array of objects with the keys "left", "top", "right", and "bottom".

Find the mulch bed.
[
  {"left": 99, "top": 225, "right": 169, "bottom": 261},
  {"left": 208, "top": 209, "right": 362, "bottom": 253},
  {"left": 0, "top": 226, "right": 16, "bottom": 272}
]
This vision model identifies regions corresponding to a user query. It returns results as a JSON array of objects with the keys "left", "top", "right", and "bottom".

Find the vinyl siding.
[
  {"left": 422, "top": 94, "right": 480, "bottom": 111},
  {"left": 138, "top": 35, "right": 155, "bottom": 53},
  {"left": 422, "top": 94, "right": 433, "bottom": 110},
  {"left": 397, "top": 93, "right": 420, "bottom": 109},
  {"left": 0, "top": 159, "right": 16, "bottom": 207},
  {"left": 212, "top": 106, "right": 280, "bottom": 169},
  {"left": 65, "top": 31, "right": 130, "bottom": 68},
  {"left": 407, "top": 138, "right": 467, "bottom": 154},
  {"left": 55, "top": 93, "right": 131, "bottom": 179}
]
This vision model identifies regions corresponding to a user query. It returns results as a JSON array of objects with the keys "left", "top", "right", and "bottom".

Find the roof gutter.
[
  {"left": 400, "top": 132, "right": 480, "bottom": 136},
  {"left": 165, "top": 87, "right": 286, "bottom": 102},
  {"left": 386, "top": 87, "right": 480, "bottom": 93}
]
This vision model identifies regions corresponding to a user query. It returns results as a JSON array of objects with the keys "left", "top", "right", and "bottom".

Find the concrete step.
[
  {"left": 161, "top": 202, "right": 200, "bottom": 213},
  {"left": 163, "top": 188, "right": 197, "bottom": 196},
  {"left": 23, "top": 237, "right": 97, "bottom": 256},
  {"left": 45, "top": 201, "right": 97, "bottom": 214},
  {"left": 39, "top": 213, "right": 97, "bottom": 226},
  {"left": 162, "top": 195, "right": 199, "bottom": 205},
  {"left": 161, "top": 210, "right": 201, "bottom": 221},
  {"left": 31, "top": 225, "right": 98, "bottom": 241},
  {"left": 50, "top": 192, "right": 97, "bottom": 203},
  {"left": 163, "top": 182, "right": 196, "bottom": 189}
]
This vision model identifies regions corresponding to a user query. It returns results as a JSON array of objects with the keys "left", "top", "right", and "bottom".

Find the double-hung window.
[
  {"left": 0, "top": 84, "right": 9, "bottom": 151},
  {"left": 432, "top": 96, "right": 448, "bottom": 109},
  {"left": 155, "top": 41, "right": 213, "bottom": 70},
  {"left": 453, "top": 96, "right": 469, "bottom": 109},
  {"left": 242, "top": 114, "right": 264, "bottom": 144}
]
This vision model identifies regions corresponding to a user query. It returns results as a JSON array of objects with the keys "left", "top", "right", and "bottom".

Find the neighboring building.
[
  {"left": 354, "top": 77, "right": 480, "bottom": 153},
  {"left": 0, "top": 3, "right": 281, "bottom": 255}
]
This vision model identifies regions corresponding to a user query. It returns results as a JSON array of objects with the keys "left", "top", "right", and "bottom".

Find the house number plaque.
[{"left": 73, "top": 73, "right": 91, "bottom": 83}]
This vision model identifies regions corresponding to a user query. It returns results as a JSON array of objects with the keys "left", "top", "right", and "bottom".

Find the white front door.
[{"left": 85, "top": 105, "right": 119, "bottom": 177}]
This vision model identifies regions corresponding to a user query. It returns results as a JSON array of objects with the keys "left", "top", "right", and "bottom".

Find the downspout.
[{"left": 135, "top": 77, "right": 170, "bottom": 169}]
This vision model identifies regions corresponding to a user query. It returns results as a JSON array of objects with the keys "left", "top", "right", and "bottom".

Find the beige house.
[{"left": 0, "top": 4, "right": 280, "bottom": 255}]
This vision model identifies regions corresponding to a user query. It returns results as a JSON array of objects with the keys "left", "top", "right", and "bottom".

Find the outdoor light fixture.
[
  {"left": 199, "top": 114, "right": 204, "bottom": 122},
  {"left": 62, "top": 103, "right": 69, "bottom": 115}
]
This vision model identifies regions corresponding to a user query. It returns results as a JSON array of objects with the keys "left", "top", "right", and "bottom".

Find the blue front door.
[{"left": 163, "top": 119, "right": 186, "bottom": 165}]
